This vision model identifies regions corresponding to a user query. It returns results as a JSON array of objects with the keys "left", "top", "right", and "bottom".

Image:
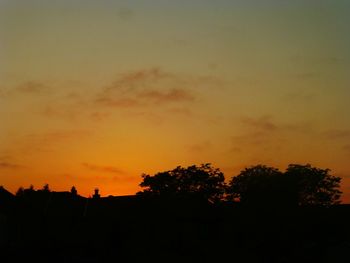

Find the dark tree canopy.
[
  {"left": 137, "top": 163, "right": 226, "bottom": 203},
  {"left": 285, "top": 164, "right": 342, "bottom": 206},
  {"left": 227, "top": 165, "right": 287, "bottom": 205},
  {"left": 227, "top": 164, "right": 342, "bottom": 207}
]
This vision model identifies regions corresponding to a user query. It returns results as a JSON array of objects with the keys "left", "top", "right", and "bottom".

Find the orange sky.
[{"left": 1, "top": 1, "right": 350, "bottom": 201}]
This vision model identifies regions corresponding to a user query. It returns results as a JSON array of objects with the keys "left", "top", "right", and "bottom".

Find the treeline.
[
  {"left": 8, "top": 163, "right": 342, "bottom": 207},
  {"left": 137, "top": 163, "right": 342, "bottom": 207}
]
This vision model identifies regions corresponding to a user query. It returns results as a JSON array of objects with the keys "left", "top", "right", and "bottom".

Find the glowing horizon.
[{"left": 1, "top": 1, "right": 350, "bottom": 201}]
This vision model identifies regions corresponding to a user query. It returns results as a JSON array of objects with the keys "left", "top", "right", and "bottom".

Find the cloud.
[
  {"left": 240, "top": 115, "right": 314, "bottom": 134},
  {"left": 17, "top": 130, "right": 92, "bottom": 154},
  {"left": 95, "top": 97, "right": 141, "bottom": 108},
  {"left": 27, "top": 130, "right": 91, "bottom": 143},
  {"left": 82, "top": 163, "right": 125, "bottom": 175},
  {"left": 231, "top": 131, "right": 274, "bottom": 147},
  {"left": 343, "top": 145, "right": 350, "bottom": 152},
  {"left": 95, "top": 68, "right": 196, "bottom": 108},
  {"left": 0, "top": 162, "right": 22, "bottom": 169},
  {"left": 241, "top": 115, "right": 278, "bottom": 132},
  {"left": 0, "top": 81, "right": 49, "bottom": 98},
  {"left": 325, "top": 129, "right": 350, "bottom": 139},
  {"left": 138, "top": 88, "right": 194, "bottom": 103},
  {"left": 293, "top": 72, "right": 318, "bottom": 80},
  {"left": 284, "top": 90, "right": 316, "bottom": 102},
  {"left": 0, "top": 156, "right": 22, "bottom": 169},
  {"left": 188, "top": 141, "right": 212, "bottom": 153},
  {"left": 167, "top": 107, "right": 193, "bottom": 117},
  {"left": 290, "top": 55, "right": 348, "bottom": 66},
  {"left": 16, "top": 69, "right": 222, "bottom": 125},
  {"left": 229, "top": 116, "right": 315, "bottom": 155},
  {"left": 89, "top": 112, "right": 110, "bottom": 122},
  {"left": 40, "top": 105, "right": 83, "bottom": 121},
  {"left": 16, "top": 81, "right": 48, "bottom": 94}
]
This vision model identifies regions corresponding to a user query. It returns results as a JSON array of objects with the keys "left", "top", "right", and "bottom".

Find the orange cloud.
[{"left": 82, "top": 163, "right": 125, "bottom": 175}]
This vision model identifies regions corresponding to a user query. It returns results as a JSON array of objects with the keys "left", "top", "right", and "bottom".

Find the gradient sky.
[{"left": 1, "top": 0, "right": 350, "bottom": 200}]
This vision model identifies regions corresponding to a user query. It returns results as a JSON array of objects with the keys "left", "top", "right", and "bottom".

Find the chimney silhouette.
[{"left": 93, "top": 188, "right": 100, "bottom": 199}]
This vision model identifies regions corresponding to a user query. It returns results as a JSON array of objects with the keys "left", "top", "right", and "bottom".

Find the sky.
[{"left": 1, "top": 0, "right": 350, "bottom": 200}]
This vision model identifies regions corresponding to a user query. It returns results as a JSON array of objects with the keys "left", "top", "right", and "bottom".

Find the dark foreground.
[{"left": 1, "top": 192, "right": 350, "bottom": 263}]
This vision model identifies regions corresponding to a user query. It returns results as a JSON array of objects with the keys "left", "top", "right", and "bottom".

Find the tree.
[
  {"left": 227, "top": 164, "right": 342, "bottom": 207},
  {"left": 227, "top": 165, "right": 287, "bottom": 206},
  {"left": 285, "top": 164, "right": 342, "bottom": 206},
  {"left": 137, "top": 163, "right": 226, "bottom": 203}
]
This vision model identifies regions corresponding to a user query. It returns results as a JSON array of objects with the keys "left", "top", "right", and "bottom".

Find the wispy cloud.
[
  {"left": 229, "top": 116, "right": 315, "bottom": 154},
  {"left": 82, "top": 163, "right": 125, "bottom": 175},
  {"left": 9, "top": 69, "right": 222, "bottom": 126},
  {"left": 16, "top": 81, "right": 49, "bottom": 94},
  {"left": 325, "top": 129, "right": 350, "bottom": 139},
  {"left": 0, "top": 156, "right": 22, "bottom": 169},
  {"left": 293, "top": 72, "right": 318, "bottom": 80},
  {"left": 16, "top": 130, "right": 92, "bottom": 154},
  {"left": 167, "top": 107, "right": 193, "bottom": 117},
  {"left": 138, "top": 88, "right": 194, "bottom": 103},
  {"left": 0, "top": 162, "right": 22, "bottom": 169},
  {"left": 290, "top": 55, "right": 348, "bottom": 66},
  {"left": 27, "top": 130, "right": 91, "bottom": 143},
  {"left": 89, "top": 112, "right": 110, "bottom": 122},
  {"left": 343, "top": 145, "right": 350, "bottom": 152},
  {"left": 187, "top": 141, "right": 212, "bottom": 153},
  {"left": 0, "top": 81, "right": 50, "bottom": 98},
  {"left": 240, "top": 115, "right": 313, "bottom": 134},
  {"left": 95, "top": 97, "right": 141, "bottom": 108},
  {"left": 241, "top": 115, "right": 278, "bottom": 132},
  {"left": 284, "top": 90, "right": 316, "bottom": 102},
  {"left": 95, "top": 68, "right": 196, "bottom": 108}
]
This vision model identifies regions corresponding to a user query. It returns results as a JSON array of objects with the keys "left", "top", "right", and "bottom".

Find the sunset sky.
[{"left": 1, "top": 0, "right": 350, "bottom": 201}]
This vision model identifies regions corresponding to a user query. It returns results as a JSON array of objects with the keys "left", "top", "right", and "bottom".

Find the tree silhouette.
[
  {"left": 137, "top": 163, "right": 226, "bottom": 203},
  {"left": 227, "top": 165, "right": 286, "bottom": 206},
  {"left": 285, "top": 164, "right": 342, "bottom": 206},
  {"left": 227, "top": 164, "right": 342, "bottom": 206}
]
